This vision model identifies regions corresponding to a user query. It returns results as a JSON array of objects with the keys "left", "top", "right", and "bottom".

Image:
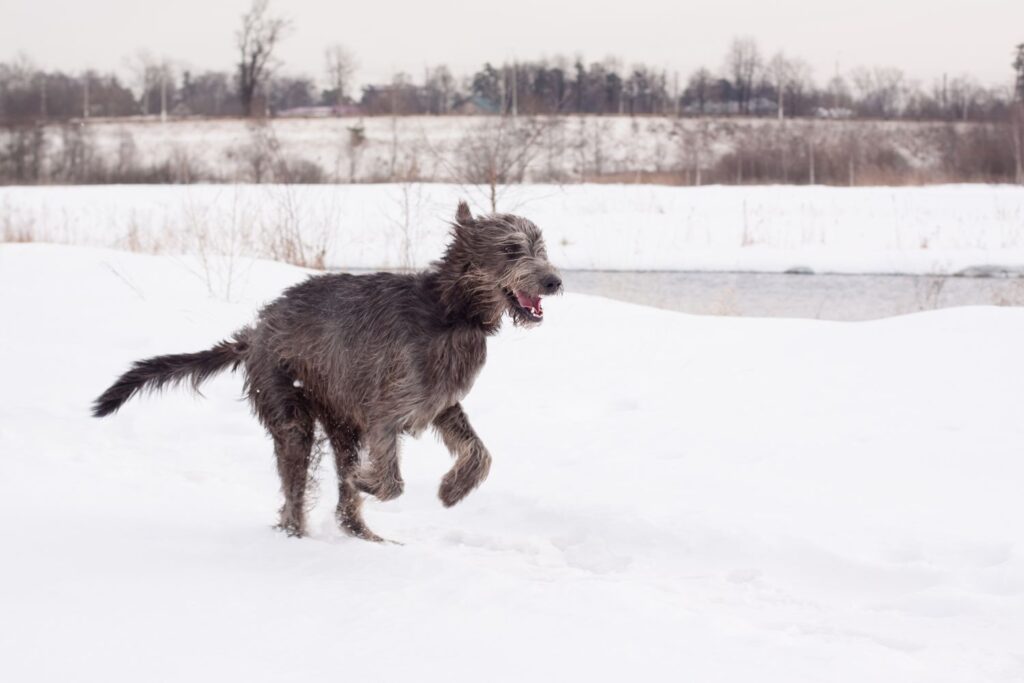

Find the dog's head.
[{"left": 447, "top": 201, "right": 562, "bottom": 327}]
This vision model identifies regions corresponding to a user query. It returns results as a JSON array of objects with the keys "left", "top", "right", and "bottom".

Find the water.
[
  {"left": 564, "top": 270, "right": 1024, "bottom": 321},
  {"left": 334, "top": 267, "right": 1024, "bottom": 321}
]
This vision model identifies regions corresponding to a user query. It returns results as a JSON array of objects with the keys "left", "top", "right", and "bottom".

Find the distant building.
[
  {"left": 452, "top": 95, "right": 500, "bottom": 115},
  {"left": 277, "top": 104, "right": 361, "bottom": 118},
  {"left": 813, "top": 107, "right": 855, "bottom": 119},
  {"left": 682, "top": 97, "right": 778, "bottom": 117}
]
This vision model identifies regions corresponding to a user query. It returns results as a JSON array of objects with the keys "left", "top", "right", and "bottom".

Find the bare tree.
[
  {"left": 324, "top": 43, "right": 357, "bottom": 105},
  {"left": 422, "top": 115, "right": 550, "bottom": 211},
  {"left": 725, "top": 37, "right": 761, "bottom": 114},
  {"left": 460, "top": 117, "right": 551, "bottom": 211},
  {"left": 948, "top": 75, "right": 982, "bottom": 121},
  {"left": 851, "top": 66, "right": 907, "bottom": 119},
  {"left": 674, "top": 117, "right": 721, "bottom": 185},
  {"left": 826, "top": 73, "right": 851, "bottom": 112},
  {"left": 686, "top": 67, "right": 713, "bottom": 115},
  {"left": 424, "top": 65, "right": 455, "bottom": 114},
  {"left": 236, "top": 0, "right": 288, "bottom": 117},
  {"left": 127, "top": 51, "right": 155, "bottom": 116},
  {"left": 784, "top": 58, "right": 814, "bottom": 118}
]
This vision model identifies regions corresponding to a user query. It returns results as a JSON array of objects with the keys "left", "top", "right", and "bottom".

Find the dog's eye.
[{"left": 502, "top": 245, "right": 522, "bottom": 259}]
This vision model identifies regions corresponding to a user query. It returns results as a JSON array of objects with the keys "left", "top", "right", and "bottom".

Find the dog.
[{"left": 93, "top": 201, "right": 562, "bottom": 541}]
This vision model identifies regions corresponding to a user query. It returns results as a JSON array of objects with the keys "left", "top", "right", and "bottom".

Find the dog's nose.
[{"left": 541, "top": 275, "right": 562, "bottom": 294}]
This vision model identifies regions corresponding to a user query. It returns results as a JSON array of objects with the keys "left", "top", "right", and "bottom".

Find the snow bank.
[
  {"left": 1, "top": 243, "right": 1022, "bottom": 681},
  {"left": 2, "top": 183, "right": 1023, "bottom": 274}
]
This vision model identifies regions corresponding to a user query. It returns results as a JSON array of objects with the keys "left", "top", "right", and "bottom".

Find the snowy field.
[
  {"left": 3, "top": 183, "right": 1024, "bottom": 275},
  {"left": 21, "top": 115, "right": 959, "bottom": 184},
  {"left": 1, "top": 243, "right": 1023, "bottom": 681}
]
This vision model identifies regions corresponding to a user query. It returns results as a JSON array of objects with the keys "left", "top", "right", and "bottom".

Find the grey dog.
[{"left": 93, "top": 202, "right": 562, "bottom": 541}]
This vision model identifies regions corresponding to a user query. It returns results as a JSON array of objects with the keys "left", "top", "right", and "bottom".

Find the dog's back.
[{"left": 245, "top": 270, "right": 470, "bottom": 430}]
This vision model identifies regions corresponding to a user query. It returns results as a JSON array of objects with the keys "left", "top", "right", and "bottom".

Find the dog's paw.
[
  {"left": 438, "top": 472, "right": 469, "bottom": 507},
  {"left": 438, "top": 454, "right": 491, "bottom": 507},
  {"left": 337, "top": 510, "right": 386, "bottom": 543},
  {"left": 274, "top": 519, "right": 305, "bottom": 538}
]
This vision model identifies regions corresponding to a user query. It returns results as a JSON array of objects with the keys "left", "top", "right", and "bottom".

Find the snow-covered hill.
[
  {"left": 10, "top": 115, "right": 988, "bottom": 185},
  {"left": 1, "top": 244, "right": 1022, "bottom": 681}
]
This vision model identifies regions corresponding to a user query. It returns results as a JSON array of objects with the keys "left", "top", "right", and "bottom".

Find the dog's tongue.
[{"left": 515, "top": 292, "right": 543, "bottom": 316}]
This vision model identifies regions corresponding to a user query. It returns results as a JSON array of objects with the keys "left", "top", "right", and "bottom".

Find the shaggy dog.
[{"left": 93, "top": 202, "right": 562, "bottom": 541}]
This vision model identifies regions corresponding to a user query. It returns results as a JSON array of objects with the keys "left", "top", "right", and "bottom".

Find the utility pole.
[
  {"left": 1014, "top": 44, "right": 1024, "bottom": 183},
  {"left": 83, "top": 72, "right": 90, "bottom": 118},
  {"left": 160, "top": 67, "right": 167, "bottom": 122},
  {"left": 832, "top": 54, "right": 840, "bottom": 111},
  {"left": 499, "top": 65, "right": 507, "bottom": 115},
  {"left": 511, "top": 62, "right": 518, "bottom": 117},
  {"left": 673, "top": 71, "right": 680, "bottom": 117},
  {"left": 941, "top": 73, "right": 948, "bottom": 119},
  {"left": 777, "top": 76, "right": 784, "bottom": 122},
  {"left": 39, "top": 74, "right": 47, "bottom": 118}
]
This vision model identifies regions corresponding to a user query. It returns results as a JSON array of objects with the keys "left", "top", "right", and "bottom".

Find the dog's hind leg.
[
  {"left": 250, "top": 369, "right": 315, "bottom": 537},
  {"left": 320, "top": 418, "right": 383, "bottom": 542},
  {"left": 353, "top": 428, "right": 404, "bottom": 502},
  {"left": 433, "top": 403, "right": 492, "bottom": 507}
]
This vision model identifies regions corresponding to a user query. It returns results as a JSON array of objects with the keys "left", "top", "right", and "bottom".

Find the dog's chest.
[
  {"left": 400, "top": 329, "right": 486, "bottom": 435},
  {"left": 427, "top": 328, "right": 487, "bottom": 401}
]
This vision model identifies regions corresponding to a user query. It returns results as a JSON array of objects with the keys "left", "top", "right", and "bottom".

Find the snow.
[
  {"left": 3, "top": 183, "right": 1023, "bottom": 276},
  {"left": 1, "top": 243, "right": 1022, "bottom": 681},
  {"left": 28, "top": 115, "right": 965, "bottom": 183}
]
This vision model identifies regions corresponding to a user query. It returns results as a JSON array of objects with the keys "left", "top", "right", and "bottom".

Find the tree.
[
  {"left": 324, "top": 43, "right": 356, "bottom": 105},
  {"left": 471, "top": 63, "right": 502, "bottom": 108},
  {"left": 825, "top": 74, "right": 851, "bottom": 111},
  {"left": 269, "top": 75, "right": 315, "bottom": 112},
  {"left": 180, "top": 70, "right": 238, "bottom": 116},
  {"left": 947, "top": 75, "right": 982, "bottom": 121},
  {"left": 236, "top": 0, "right": 288, "bottom": 117},
  {"left": 424, "top": 65, "right": 455, "bottom": 114},
  {"left": 725, "top": 37, "right": 761, "bottom": 114},
  {"left": 440, "top": 116, "right": 552, "bottom": 211},
  {"left": 138, "top": 59, "right": 176, "bottom": 121},
  {"left": 685, "top": 68, "right": 713, "bottom": 115},
  {"left": 851, "top": 66, "right": 906, "bottom": 118},
  {"left": 127, "top": 51, "right": 157, "bottom": 116}
]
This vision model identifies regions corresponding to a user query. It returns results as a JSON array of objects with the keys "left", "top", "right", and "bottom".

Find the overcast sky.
[{"left": 2, "top": 0, "right": 1022, "bottom": 90}]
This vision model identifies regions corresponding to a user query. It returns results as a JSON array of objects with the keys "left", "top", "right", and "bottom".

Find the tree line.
[{"left": 0, "top": 0, "right": 1020, "bottom": 124}]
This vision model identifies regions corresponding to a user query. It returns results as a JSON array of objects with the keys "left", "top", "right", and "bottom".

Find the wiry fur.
[{"left": 93, "top": 202, "right": 561, "bottom": 540}]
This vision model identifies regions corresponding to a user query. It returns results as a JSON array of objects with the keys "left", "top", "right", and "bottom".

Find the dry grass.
[
  {"left": 1, "top": 201, "right": 36, "bottom": 243},
  {"left": 1, "top": 223, "right": 34, "bottom": 242}
]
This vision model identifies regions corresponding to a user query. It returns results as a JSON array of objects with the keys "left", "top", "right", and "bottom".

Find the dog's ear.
[{"left": 455, "top": 201, "right": 474, "bottom": 226}]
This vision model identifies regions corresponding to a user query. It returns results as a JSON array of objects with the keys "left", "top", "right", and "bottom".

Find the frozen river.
[{"left": 563, "top": 270, "right": 1024, "bottom": 321}]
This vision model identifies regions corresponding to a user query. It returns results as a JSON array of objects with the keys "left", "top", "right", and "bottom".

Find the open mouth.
[{"left": 508, "top": 289, "right": 544, "bottom": 322}]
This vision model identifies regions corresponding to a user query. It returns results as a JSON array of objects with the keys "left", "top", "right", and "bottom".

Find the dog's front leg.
[
  {"left": 354, "top": 428, "right": 404, "bottom": 501},
  {"left": 433, "top": 403, "right": 492, "bottom": 507}
]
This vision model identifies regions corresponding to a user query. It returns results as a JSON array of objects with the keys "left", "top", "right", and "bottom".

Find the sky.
[{"left": 2, "top": 0, "right": 1022, "bottom": 91}]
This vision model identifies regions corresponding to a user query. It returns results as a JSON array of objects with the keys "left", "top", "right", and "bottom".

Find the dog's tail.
[{"left": 92, "top": 337, "right": 249, "bottom": 418}]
